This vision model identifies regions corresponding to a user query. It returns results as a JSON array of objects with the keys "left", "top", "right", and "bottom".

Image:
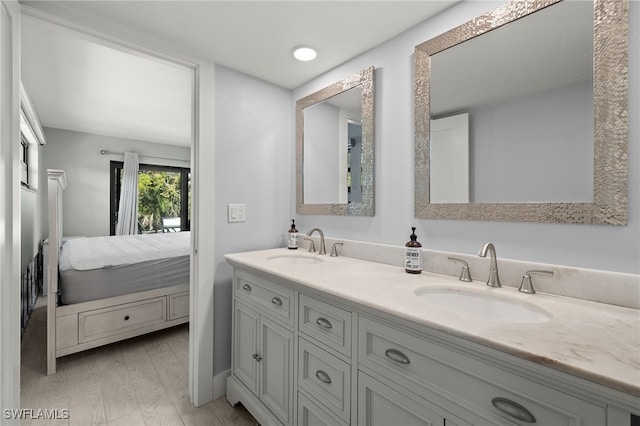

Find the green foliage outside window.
[{"left": 137, "top": 171, "right": 181, "bottom": 232}]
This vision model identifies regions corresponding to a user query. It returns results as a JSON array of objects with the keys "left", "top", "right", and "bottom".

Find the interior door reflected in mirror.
[{"left": 296, "top": 66, "right": 375, "bottom": 216}]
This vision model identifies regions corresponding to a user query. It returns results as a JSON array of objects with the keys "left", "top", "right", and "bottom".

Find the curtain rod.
[{"left": 99, "top": 149, "right": 189, "bottom": 163}]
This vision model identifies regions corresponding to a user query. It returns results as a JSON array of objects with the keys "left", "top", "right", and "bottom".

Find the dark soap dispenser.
[
  {"left": 287, "top": 219, "right": 299, "bottom": 250},
  {"left": 405, "top": 227, "right": 422, "bottom": 274}
]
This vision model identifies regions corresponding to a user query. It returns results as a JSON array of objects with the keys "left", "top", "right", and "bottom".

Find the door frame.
[
  {"left": 0, "top": 0, "right": 21, "bottom": 418},
  {"left": 17, "top": 5, "right": 217, "bottom": 406}
]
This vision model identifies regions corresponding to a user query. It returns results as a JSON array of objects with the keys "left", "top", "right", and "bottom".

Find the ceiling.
[
  {"left": 431, "top": 0, "right": 593, "bottom": 117},
  {"left": 20, "top": 1, "right": 458, "bottom": 147}
]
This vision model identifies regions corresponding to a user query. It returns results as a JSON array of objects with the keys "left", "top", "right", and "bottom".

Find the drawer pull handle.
[
  {"left": 316, "top": 317, "right": 333, "bottom": 329},
  {"left": 491, "top": 397, "right": 536, "bottom": 423},
  {"left": 124, "top": 315, "right": 130, "bottom": 321},
  {"left": 384, "top": 348, "right": 410, "bottom": 365},
  {"left": 242, "top": 284, "right": 252, "bottom": 292},
  {"left": 252, "top": 353, "right": 262, "bottom": 362},
  {"left": 271, "top": 297, "right": 283, "bottom": 306},
  {"left": 315, "top": 370, "right": 332, "bottom": 384}
]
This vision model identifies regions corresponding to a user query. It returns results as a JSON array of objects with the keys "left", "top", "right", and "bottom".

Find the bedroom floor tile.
[{"left": 21, "top": 298, "right": 257, "bottom": 426}]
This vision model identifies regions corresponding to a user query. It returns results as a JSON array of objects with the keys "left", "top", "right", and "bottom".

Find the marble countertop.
[{"left": 225, "top": 248, "right": 640, "bottom": 397}]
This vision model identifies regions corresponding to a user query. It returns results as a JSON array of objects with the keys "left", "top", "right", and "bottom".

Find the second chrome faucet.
[{"left": 478, "top": 242, "right": 501, "bottom": 287}]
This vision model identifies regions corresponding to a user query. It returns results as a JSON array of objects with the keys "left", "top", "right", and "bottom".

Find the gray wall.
[
  {"left": 42, "top": 128, "right": 190, "bottom": 237},
  {"left": 213, "top": 65, "right": 292, "bottom": 374},
  {"left": 470, "top": 80, "right": 593, "bottom": 203},
  {"left": 291, "top": 0, "right": 640, "bottom": 275}
]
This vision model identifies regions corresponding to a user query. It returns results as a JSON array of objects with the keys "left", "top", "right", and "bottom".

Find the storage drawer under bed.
[{"left": 78, "top": 296, "right": 167, "bottom": 343}]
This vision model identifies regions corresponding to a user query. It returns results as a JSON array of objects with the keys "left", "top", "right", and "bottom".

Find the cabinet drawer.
[
  {"left": 358, "top": 371, "right": 467, "bottom": 426},
  {"left": 299, "top": 294, "right": 352, "bottom": 357},
  {"left": 168, "top": 291, "right": 189, "bottom": 320},
  {"left": 298, "top": 391, "right": 348, "bottom": 426},
  {"left": 79, "top": 297, "right": 166, "bottom": 343},
  {"left": 236, "top": 270, "right": 294, "bottom": 326},
  {"left": 358, "top": 316, "right": 605, "bottom": 425},
  {"left": 298, "top": 337, "right": 351, "bottom": 423}
]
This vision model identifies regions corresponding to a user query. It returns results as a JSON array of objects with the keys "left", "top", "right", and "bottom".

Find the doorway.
[{"left": 18, "top": 9, "right": 212, "bottom": 407}]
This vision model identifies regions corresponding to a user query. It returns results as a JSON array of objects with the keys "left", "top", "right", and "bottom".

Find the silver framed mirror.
[
  {"left": 296, "top": 66, "right": 375, "bottom": 216},
  {"left": 414, "top": 0, "right": 628, "bottom": 224}
]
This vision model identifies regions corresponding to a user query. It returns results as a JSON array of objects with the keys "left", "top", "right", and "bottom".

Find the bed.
[{"left": 46, "top": 170, "right": 190, "bottom": 375}]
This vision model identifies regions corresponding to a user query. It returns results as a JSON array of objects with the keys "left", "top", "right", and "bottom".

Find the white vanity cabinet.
[
  {"left": 226, "top": 260, "right": 637, "bottom": 426},
  {"left": 357, "top": 315, "right": 606, "bottom": 425},
  {"left": 229, "top": 270, "right": 294, "bottom": 425}
]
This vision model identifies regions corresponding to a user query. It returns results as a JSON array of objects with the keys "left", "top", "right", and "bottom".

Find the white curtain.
[{"left": 115, "top": 152, "right": 139, "bottom": 235}]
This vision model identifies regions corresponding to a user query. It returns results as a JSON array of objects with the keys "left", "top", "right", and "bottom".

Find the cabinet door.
[
  {"left": 358, "top": 372, "right": 446, "bottom": 426},
  {"left": 260, "top": 316, "right": 293, "bottom": 425},
  {"left": 233, "top": 302, "right": 259, "bottom": 395}
]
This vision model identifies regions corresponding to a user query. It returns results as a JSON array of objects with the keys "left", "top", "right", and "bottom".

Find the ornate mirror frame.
[
  {"left": 414, "top": 0, "right": 628, "bottom": 224},
  {"left": 296, "top": 66, "right": 375, "bottom": 216}
]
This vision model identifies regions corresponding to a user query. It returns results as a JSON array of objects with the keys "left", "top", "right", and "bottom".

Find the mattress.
[{"left": 58, "top": 232, "right": 190, "bottom": 304}]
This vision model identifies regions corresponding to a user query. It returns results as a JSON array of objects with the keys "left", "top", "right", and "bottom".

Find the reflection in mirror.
[
  {"left": 297, "top": 66, "right": 375, "bottom": 215},
  {"left": 302, "top": 87, "right": 363, "bottom": 204},
  {"left": 431, "top": 1, "right": 593, "bottom": 203},
  {"left": 415, "top": 0, "right": 628, "bottom": 224}
]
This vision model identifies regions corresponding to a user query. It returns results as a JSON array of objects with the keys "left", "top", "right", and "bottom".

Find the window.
[
  {"left": 19, "top": 83, "right": 46, "bottom": 191},
  {"left": 20, "top": 137, "right": 29, "bottom": 187},
  {"left": 110, "top": 161, "right": 191, "bottom": 235}
]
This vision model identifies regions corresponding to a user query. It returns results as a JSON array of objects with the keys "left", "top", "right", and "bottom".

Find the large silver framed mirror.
[
  {"left": 415, "top": 0, "right": 628, "bottom": 224},
  {"left": 296, "top": 66, "right": 375, "bottom": 216}
]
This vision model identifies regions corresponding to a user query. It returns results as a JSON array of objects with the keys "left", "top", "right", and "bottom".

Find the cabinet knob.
[
  {"left": 384, "top": 348, "right": 410, "bottom": 365},
  {"left": 315, "top": 317, "right": 333, "bottom": 329},
  {"left": 315, "top": 370, "right": 332, "bottom": 384},
  {"left": 252, "top": 353, "right": 262, "bottom": 362},
  {"left": 242, "top": 284, "right": 252, "bottom": 292},
  {"left": 271, "top": 297, "right": 283, "bottom": 306},
  {"left": 491, "top": 397, "right": 536, "bottom": 423},
  {"left": 124, "top": 315, "right": 130, "bottom": 321}
]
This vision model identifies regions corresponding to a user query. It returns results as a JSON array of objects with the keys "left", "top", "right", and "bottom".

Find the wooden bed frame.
[{"left": 46, "top": 170, "right": 189, "bottom": 375}]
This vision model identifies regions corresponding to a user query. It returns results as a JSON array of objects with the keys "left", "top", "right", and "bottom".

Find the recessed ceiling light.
[{"left": 292, "top": 46, "right": 317, "bottom": 62}]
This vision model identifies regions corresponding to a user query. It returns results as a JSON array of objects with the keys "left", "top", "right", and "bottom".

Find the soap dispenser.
[
  {"left": 287, "top": 219, "right": 299, "bottom": 250},
  {"left": 405, "top": 227, "right": 422, "bottom": 274}
]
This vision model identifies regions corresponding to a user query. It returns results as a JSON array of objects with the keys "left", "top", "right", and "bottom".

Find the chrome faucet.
[
  {"left": 478, "top": 242, "right": 501, "bottom": 287},
  {"left": 306, "top": 228, "right": 326, "bottom": 255}
]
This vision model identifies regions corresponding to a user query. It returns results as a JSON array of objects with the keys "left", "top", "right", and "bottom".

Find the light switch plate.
[{"left": 228, "top": 204, "right": 246, "bottom": 223}]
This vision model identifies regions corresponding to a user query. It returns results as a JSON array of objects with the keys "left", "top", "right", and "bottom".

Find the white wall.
[
  {"left": 292, "top": 0, "right": 640, "bottom": 275},
  {"left": 213, "top": 65, "right": 292, "bottom": 375},
  {"left": 42, "top": 127, "right": 190, "bottom": 237}
]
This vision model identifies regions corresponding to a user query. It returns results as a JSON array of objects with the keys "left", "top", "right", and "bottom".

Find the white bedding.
[{"left": 65, "top": 231, "right": 190, "bottom": 271}]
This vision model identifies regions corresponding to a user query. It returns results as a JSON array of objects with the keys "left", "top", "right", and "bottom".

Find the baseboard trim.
[{"left": 213, "top": 369, "right": 231, "bottom": 399}]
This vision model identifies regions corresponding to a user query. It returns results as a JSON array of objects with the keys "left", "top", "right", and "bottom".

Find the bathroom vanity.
[{"left": 225, "top": 248, "right": 639, "bottom": 426}]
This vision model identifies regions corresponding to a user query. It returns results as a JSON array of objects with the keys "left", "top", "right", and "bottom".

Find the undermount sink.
[
  {"left": 267, "top": 254, "right": 323, "bottom": 265},
  {"left": 414, "top": 287, "right": 552, "bottom": 323}
]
